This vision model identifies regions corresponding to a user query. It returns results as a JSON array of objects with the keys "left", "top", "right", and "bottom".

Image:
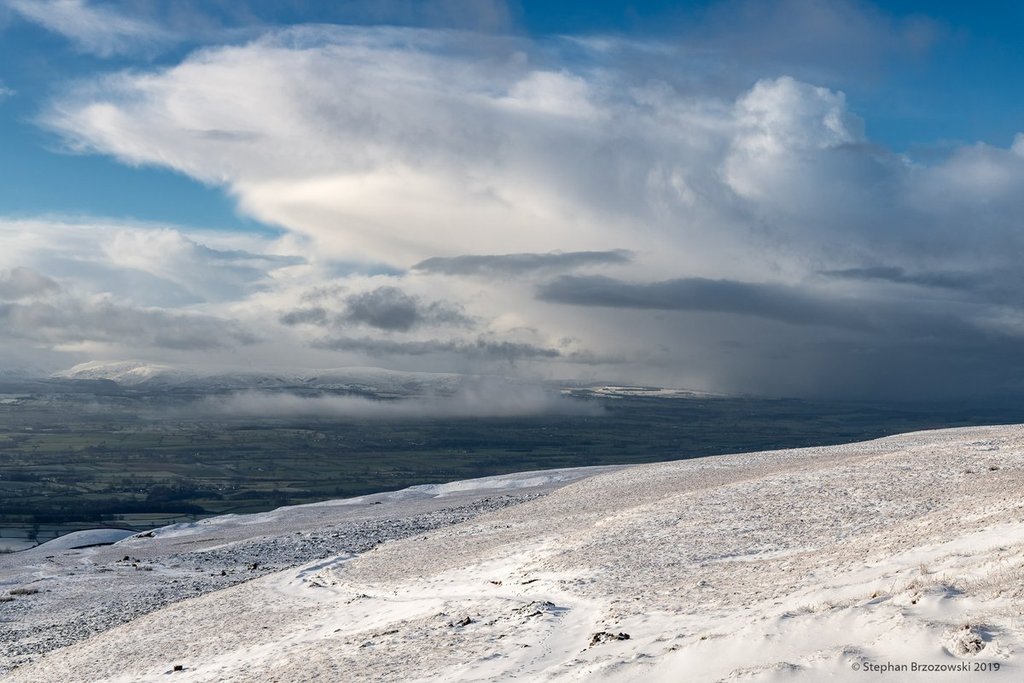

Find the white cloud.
[
  {"left": 203, "top": 379, "right": 599, "bottom": 419},
  {"left": 44, "top": 28, "right": 737, "bottom": 273},
  {"left": 723, "top": 76, "right": 865, "bottom": 200},
  {"left": 47, "top": 28, "right": 1024, "bottom": 276},
  {"left": 0, "top": 218, "right": 300, "bottom": 307},
  {"left": 5, "top": 0, "right": 172, "bottom": 57}
]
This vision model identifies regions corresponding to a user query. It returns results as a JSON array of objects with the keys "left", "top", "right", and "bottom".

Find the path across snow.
[{"left": 4, "top": 426, "right": 1024, "bottom": 681}]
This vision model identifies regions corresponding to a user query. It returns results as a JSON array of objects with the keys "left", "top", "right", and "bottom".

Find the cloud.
[
  {"left": 0, "top": 219, "right": 303, "bottom": 307},
  {"left": 5, "top": 0, "right": 173, "bottom": 57},
  {"left": 27, "top": 24, "right": 1024, "bottom": 397},
  {"left": 412, "top": 250, "right": 633, "bottom": 277},
  {"left": 0, "top": 268, "right": 60, "bottom": 301},
  {"left": 280, "top": 286, "right": 472, "bottom": 331},
  {"left": 100, "top": 229, "right": 305, "bottom": 303},
  {"left": 0, "top": 220, "right": 280, "bottom": 358},
  {"left": 279, "top": 306, "right": 328, "bottom": 327},
  {"left": 3, "top": 0, "right": 522, "bottom": 61},
  {"left": 0, "top": 296, "right": 256, "bottom": 350},
  {"left": 0, "top": 217, "right": 572, "bottom": 374},
  {"left": 319, "top": 0, "right": 516, "bottom": 33},
  {"left": 313, "top": 335, "right": 561, "bottom": 361},
  {"left": 820, "top": 266, "right": 984, "bottom": 291},
  {"left": 685, "top": 0, "right": 943, "bottom": 81},
  {"left": 43, "top": 27, "right": 693, "bottom": 264},
  {"left": 537, "top": 275, "right": 868, "bottom": 329},
  {"left": 200, "top": 380, "right": 599, "bottom": 420},
  {"left": 41, "top": 29, "right": 941, "bottom": 272},
  {"left": 340, "top": 286, "right": 471, "bottom": 331}
]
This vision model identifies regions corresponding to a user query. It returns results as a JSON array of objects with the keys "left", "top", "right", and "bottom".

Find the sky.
[{"left": 2, "top": 0, "right": 1024, "bottom": 399}]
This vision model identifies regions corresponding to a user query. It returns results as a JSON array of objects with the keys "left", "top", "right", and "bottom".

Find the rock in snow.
[{"left": 3, "top": 425, "right": 1024, "bottom": 681}]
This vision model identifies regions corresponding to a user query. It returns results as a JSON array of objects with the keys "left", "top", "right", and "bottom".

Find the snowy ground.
[
  {"left": 4, "top": 426, "right": 1024, "bottom": 681},
  {"left": 0, "top": 467, "right": 611, "bottom": 675}
]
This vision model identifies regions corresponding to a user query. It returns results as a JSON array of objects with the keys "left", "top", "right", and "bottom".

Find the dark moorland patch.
[{"left": 2, "top": 381, "right": 1022, "bottom": 542}]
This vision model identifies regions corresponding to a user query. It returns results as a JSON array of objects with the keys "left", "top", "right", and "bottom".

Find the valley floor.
[{"left": 4, "top": 426, "right": 1024, "bottom": 681}]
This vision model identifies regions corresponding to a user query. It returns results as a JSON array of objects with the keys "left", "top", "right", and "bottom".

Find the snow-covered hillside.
[
  {"left": 52, "top": 360, "right": 188, "bottom": 385},
  {"left": 4, "top": 426, "right": 1024, "bottom": 681},
  {"left": 52, "top": 360, "right": 467, "bottom": 395}
]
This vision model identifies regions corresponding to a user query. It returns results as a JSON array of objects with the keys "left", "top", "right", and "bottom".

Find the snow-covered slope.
[
  {"left": 6, "top": 426, "right": 1024, "bottom": 682},
  {"left": 52, "top": 360, "right": 467, "bottom": 395},
  {"left": 53, "top": 360, "right": 188, "bottom": 386},
  {"left": 564, "top": 385, "right": 721, "bottom": 399},
  {"left": 295, "top": 366, "right": 465, "bottom": 395}
]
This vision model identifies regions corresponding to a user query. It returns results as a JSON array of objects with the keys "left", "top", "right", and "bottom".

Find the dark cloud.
[
  {"left": 190, "top": 242, "right": 303, "bottom": 268},
  {"left": 344, "top": 287, "right": 425, "bottom": 331},
  {"left": 820, "top": 266, "right": 1024, "bottom": 310},
  {"left": 282, "top": 286, "right": 472, "bottom": 331},
  {"left": 537, "top": 275, "right": 868, "bottom": 329},
  {"left": 412, "top": 250, "right": 633, "bottom": 277},
  {"left": 313, "top": 335, "right": 560, "bottom": 361},
  {"left": 820, "top": 266, "right": 984, "bottom": 291},
  {"left": 759, "top": 326, "right": 1024, "bottom": 400},
  {"left": 299, "top": 283, "right": 347, "bottom": 303},
  {"left": 0, "top": 268, "right": 60, "bottom": 301},
  {"left": 279, "top": 307, "right": 328, "bottom": 326}
]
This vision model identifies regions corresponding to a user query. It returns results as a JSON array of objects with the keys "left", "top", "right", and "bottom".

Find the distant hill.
[{"left": 51, "top": 360, "right": 470, "bottom": 397}]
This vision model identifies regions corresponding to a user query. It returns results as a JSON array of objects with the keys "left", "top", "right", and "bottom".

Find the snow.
[
  {"left": 564, "top": 385, "right": 720, "bottom": 399},
  {"left": 52, "top": 360, "right": 182, "bottom": 385},
  {"left": 5, "top": 425, "right": 1024, "bottom": 681},
  {"left": 52, "top": 360, "right": 469, "bottom": 394},
  {"left": 296, "top": 366, "right": 465, "bottom": 394},
  {"left": 0, "top": 472, "right": 583, "bottom": 674},
  {"left": 30, "top": 529, "right": 137, "bottom": 551},
  {"left": 397, "top": 466, "right": 620, "bottom": 497}
]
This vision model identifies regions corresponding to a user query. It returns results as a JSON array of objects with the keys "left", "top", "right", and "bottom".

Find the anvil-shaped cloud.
[{"left": 4, "top": 19, "right": 1024, "bottom": 398}]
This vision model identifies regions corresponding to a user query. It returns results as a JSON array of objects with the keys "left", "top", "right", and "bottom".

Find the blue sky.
[
  {"left": 3, "top": 0, "right": 1024, "bottom": 399},
  {"left": 0, "top": 10, "right": 259, "bottom": 230}
]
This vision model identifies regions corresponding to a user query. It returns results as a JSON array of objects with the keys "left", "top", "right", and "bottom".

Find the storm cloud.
[
  {"left": 537, "top": 275, "right": 868, "bottom": 329},
  {"left": 413, "top": 250, "right": 633, "bottom": 277},
  {"left": 820, "top": 266, "right": 984, "bottom": 292},
  {"left": 341, "top": 286, "right": 471, "bottom": 331},
  {"left": 281, "top": 286, "right": 472, "bottom": 332},
  {"left": 313, "top": 336, "right": 561, "bottom": 361}
]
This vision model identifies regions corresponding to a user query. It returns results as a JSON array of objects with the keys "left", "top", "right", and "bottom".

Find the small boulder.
[{"left": 589, "top": 631, "right": 630, "bottom": 646}]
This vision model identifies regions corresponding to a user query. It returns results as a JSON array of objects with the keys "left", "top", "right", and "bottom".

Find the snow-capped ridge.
[
  {"left": 52, "top": 360, "right": 183, "bottom": 385},
  {"left": 53, "top": 360, "right": 469, "bottom": 394}
]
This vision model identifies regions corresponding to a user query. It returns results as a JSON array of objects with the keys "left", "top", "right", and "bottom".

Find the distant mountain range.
[{"left": 4, "top": 359, "right": 717, "bottom": 401}]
